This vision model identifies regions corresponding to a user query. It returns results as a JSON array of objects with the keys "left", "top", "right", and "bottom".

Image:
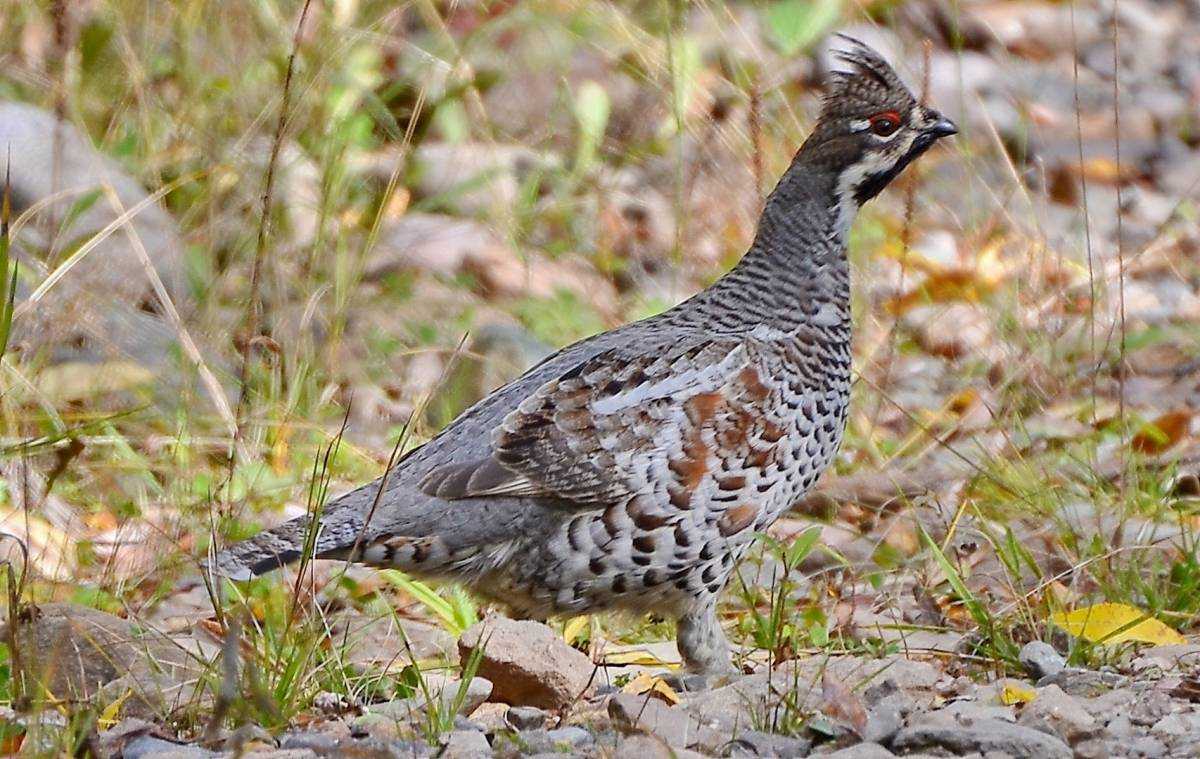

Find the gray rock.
[
  {"left": 409, "top": 142, "right": 559, "bottom": 218},
  {"left": 1130, "top": 690, "right": 1174, "bottom": 726},
  {"left": 122, "top": 735, "right": 214, "bottom": 759},
  {"left": 331, "top": 610, "right": 457, "bottom": 670},
  {"left": 504, "top": 705, "right": 549, "bottom": 731},
  {"left": 1151, "top": 711, "right": 1200, "bottom": 738},
  {"left": 613, "top": 732, "right": 707, "bottom": 759},
  {"left": 1076, "top": 735, "right": 1168, "bottom": 759},
  {"left": 891, "top": 719, "right": 1072, "bottom": 758},
  {"left": 459, "top": 614, "right": 594, "bottom": 710},
  {"left": 921, "top": 700, "right": 1016, "bottom": 727},
  {"left": 818, "top": 743, "right": 896, "bottom": 758},
  {"left": 544, "top": 726, "right": 595, "bottom": 750},
  {"left": 518, "top": 727, "right": 597, "bottom": 754},
  {"left": 1, "top": 602, "right": 200, "bottom": 719},
  {"left": 0, "top": 102, "right": 191, "bottom": 367},
  {"left": 1018, "top": 684, "right": 1098, "bottom": 743},
  {"left": 1019, "top": 641, "right": 1067, "bottom": 680},
  {"left": 366, "top": 213, "right": 513, "bottom": 280},
  {"left": 863, "top": 691, "right": 911, "bottom": 745},
  {"left": 442, "top": 729, "right": 491, "bottom": 758},
  {"left": 608, "top": 693, "right": 695, "bottom": 748},
  {"left": 721, "top": 730, "right": 812, "bottom": 757},
  {"left": 1037, "top": 667, "right": 1128, "bottom": 697},
  {"left": 357, "top": 676, "right": 492, "bottom": 729},
  {"left": 279, "top": 732, "right": 341, "bottom": 752}
]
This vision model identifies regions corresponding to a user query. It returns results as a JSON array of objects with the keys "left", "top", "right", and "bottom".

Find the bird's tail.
[{"left": 205, "top": 481, "right": 375, "bottom": 580}]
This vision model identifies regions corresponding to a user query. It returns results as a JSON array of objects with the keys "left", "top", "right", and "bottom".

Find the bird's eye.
[{"left": 869, "top": 112, "right": 900, "bottom": 137}]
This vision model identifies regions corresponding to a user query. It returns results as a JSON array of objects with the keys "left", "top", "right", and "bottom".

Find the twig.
[{"left": 228, "top": 0, "right": 315, "bottom": 473}]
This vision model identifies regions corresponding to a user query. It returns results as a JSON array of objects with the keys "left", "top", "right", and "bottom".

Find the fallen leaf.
[
  {"left": 1000, "top": 680, "right": 1037, "bottom": 705},
  {"left": 98, "top": 688, "right": 132, "bottom": 729},
  {"left": 622, "top": 673, "right": 681, "bottom": 705},
  {"left": 1051, "top": 603, "right": 1186, "bottom": 645},
  {"left": 821, "top": 672, "right": 868, "bottom": 737},
  {"left": 603, "top": 649, "right": 680, "bottom": 668},
  {"left": 1131, "top": 411, "right": 1193, "bottom": 455},
  {"left": 562, "top": 616, "right": 589, "bottom": 645}
]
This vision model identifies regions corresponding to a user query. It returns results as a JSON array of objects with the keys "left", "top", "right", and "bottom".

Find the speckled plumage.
[{"left": 211, "top": 37, "right": 955, "bottom": 674}]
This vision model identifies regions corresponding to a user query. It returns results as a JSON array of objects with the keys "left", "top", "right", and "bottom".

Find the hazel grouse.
[{"left": 212, "top": 36, "right": 956, "bottom": 675}]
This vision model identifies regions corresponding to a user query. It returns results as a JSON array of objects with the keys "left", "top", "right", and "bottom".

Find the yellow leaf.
[
  {"left": 622, "top": 673, "right": 681, "bottom": 705},
  {"left": 604, "top": 650, "right": 678, "bottom": 667},
  {"left": 1051, "top": 603, "right": 1186, "bottom": 645},
  {"left": 1000, "top": 680, "right": 1037, "bottom": 705},
  {"left": 98, "top": 688, "right": 132, "bottom": 729},
  {"left": 562, "top": 616, "right": 589, "bottom": 645}
]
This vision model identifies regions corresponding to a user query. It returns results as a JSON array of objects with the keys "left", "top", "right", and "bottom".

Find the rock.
[
  {"left": 0, "top": 102, "right": 190, "bottom": 367},
  {"left": 442, "top": 729, "right": 491, "bottom": 758},
  {"left": 685, "top": 674, "right": 776, "bottom": 733},
  {"left": 1018, "top": 684, "right": 1098, "bottom": 742},
  {"left": 863, "top": 691, "right": 910, "bottom": 745},
  {"left": 1019, "top": 641, "right": 1067, "bottom": 680},
  {"left": 1075, "top": 735, "right": 1168, "bottom": 759},
  {"left": 239, "top": 138, "right": 322, "bottom": 249},
  {"left": 366, "top": 213, "right": 513, "bottom": 280},
  {"left": 357, "top": 676, "right": 492, "bottom": 729},
  {"left": 613, "top": 732, "right": 706, "bottom": 759},
  {"left": 721, "top": 730, "right": 812, "bottom": 757},
  {"left": 891, "top": 719, "right": 1072, "bottom": 758},
  {"left": 505, "top": 705, "right": 550, "bottom": 731},
  {"left": 122, "top": 735, "right": 215, "bottom": 759},
  {"left": 905, "top": 302, "right": 996, "bottom": 361},
  {"left": 518, "top": 726, "right": 599, "bottom": 754},
  {"left": 410, "top": 142, "right": 559, "bottom": 218},
  {"left": 818, "top": 743, "right": 897, "bottom": 758},
  {"left": 330, "top": 610, "right": 457, "bottom": 671},
  {"left": 544, "top": 726, "right": 595, "bottom": 751},
  {"left": 608, "top": 693, "right": 696, "bottom": 748},
  {"left": 1, "top": 602, "right": 198, "bottom": 718},
  {"left": 458, "top": 614, "right": 594, "bottom": 709},
  {"left": 1037, "top": 667, "right": 1128, "bottom": 697},
  {"left": 1152, "top": 712, "right": 1200, "bottom": 738},
  {"left": 1130, "top": 690, "right": 1175, "bottom": 727}
]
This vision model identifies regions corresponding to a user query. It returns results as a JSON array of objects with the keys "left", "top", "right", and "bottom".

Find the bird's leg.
[{"left": 673, "top": 603, "right": 738, "bottom": 688}]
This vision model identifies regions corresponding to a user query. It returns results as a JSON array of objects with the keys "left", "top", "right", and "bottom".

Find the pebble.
[
  {"left": 505, "top": 705, "right": 550, "bottom": 731},
  {"left": 721, "top": 730, "right": 812, "bottom": 757},
  {"left": 1019, "top": 640, "right": 1067, "bottom": 679}
]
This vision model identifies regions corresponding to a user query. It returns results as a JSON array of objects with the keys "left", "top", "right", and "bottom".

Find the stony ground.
[
  {"left": 9, "top": 602, "right": 1200, "bottom": 757},
  {"left": 2, "top": 0, "right": 1200, "bottom": 756}
]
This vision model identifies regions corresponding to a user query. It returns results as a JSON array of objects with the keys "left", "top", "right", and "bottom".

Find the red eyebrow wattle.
[{"left": 871, "top": 110, "right": 901, "bottom": 123}]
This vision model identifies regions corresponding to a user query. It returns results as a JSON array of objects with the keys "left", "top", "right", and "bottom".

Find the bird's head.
[{"left": 799, "top": 35, "right": 956, "bottom": 210}]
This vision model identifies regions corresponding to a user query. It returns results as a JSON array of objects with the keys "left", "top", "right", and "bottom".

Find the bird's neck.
[{"left": 689, "top": 158, "right": 853, "bottom": 335}]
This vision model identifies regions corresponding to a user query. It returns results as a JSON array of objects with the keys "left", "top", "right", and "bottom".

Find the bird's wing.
[{"left": 419, "top": 334, "right": 782, "bottom": 507}]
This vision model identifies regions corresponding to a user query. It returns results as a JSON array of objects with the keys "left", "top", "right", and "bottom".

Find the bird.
[{"left": 210, "top": 36, "right": 956, "bottom": 676}]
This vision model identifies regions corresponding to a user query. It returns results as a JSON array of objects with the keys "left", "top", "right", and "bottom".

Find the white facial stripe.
[{"left": 849, "top": 118, "right": 871, "bottom": 133}]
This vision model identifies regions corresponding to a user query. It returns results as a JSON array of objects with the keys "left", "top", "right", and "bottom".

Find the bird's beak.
[{"left": 925, "top": 115, "right": 958, "bottom": 139}]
